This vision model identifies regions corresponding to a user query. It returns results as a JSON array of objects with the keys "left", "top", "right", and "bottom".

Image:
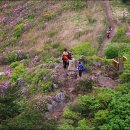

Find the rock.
[
  {"left": 0, "top": 72, "right": 5, "bottom": 76},
  {"left": 98, "top": 75, "right": 119, "bottom": 88},
  {"left": 47, "top": 103, "right": 53, "bottom": 112},
  {"left": 67, "top": 71, "right": 77, "bottom": 79},
  {"left": 53, "top": 83, "right": 58, "bottom": 89},
  {"left": 93, "top": 62, "right": 101, "bottom": 67},
  {"left": 54, "top": 92, "right": 65, "bottom": 102}
]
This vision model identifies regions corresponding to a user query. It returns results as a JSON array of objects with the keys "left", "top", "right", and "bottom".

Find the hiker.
[
  {"left": 107, "top": 26, "right": 112, "bottom": 39},
  {"left": 77, "top": 61, "right": 85, "bottom": 77},
  {"left": 68, "top": 50, "right": 72, "bottom": 60},
  {"left": 62, "top": 48, "right": 69, "bottom": 69},
  {"left": 107, "top": 30, "right": 111, "bottom": 39},
  {"left": 109, "top": 26, "right": 112, "bottom": 31}
]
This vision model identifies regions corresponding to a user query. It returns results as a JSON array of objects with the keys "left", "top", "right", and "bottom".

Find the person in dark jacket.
[{"left": 77, "top": 62, "right": 85, "bottom": 77}]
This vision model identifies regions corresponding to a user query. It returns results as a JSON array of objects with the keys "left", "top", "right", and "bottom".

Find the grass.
[
  {"left": 47, "top": 30, "right": 58, "bottom": 37},
  {"left": 71, "top": 42, "right": 96, "bottom": 58}
]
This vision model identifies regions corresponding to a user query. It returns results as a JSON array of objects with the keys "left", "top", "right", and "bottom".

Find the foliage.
[
  {"left": 0, "top": 85, "right": 20, "bottom": 123},
  {"left": 11, "top": 63, "right": 26, "bottom": 82},
  {"left": 47, "top": 30, "right": 58, "bottom": 37},
  {"left": 96, "top": 89, "right": 114, "bottom": 109},
  {"left": 58, "top": 123, "right": 74, "bottom": 130},
  {"left": 112, "top": 27, "right": 130, "bottom": 43},
  {"left": 105, "top": 42, "right": 127, "bottom": 59},
  {"left": 63, "top": 0, "right": 86, "bottom": 10},
  {"left": 63, "top": 108, "right": 81, "bottom": 121},
  {"left": 72, "top": 42, "right": 96, "bottom": 57},
  {"left": 120, "top": 56, "right": 130, "bottom": 83},
  {"left": 78, "top": 95, "right": 100, "bottom": 116},
  {"left": 32, "top": 69, "right": 48, "bottom": 84},
  {"left": 76, "top": 119, "right": 93, "bottom": 130},
  {"left": 14, "top": 22, "right": 24, "bottom": 39},
  {"left": 115, "top": 83, "right": 130, "bottom": 94},
  {"left": 94, "top": 110, "right": 108, "bottom": 126},
  {"left": 10, "top": 61, "right": 20, "bottom": 68},
  {"left": 99, "top": 93, "right": 130, "bottom": 130},
  {"left": 3, "top": 51, "right": 18, "bottom": 65},
  {"left": 77, "top": 79, "right": 93, "bottom": 92}
]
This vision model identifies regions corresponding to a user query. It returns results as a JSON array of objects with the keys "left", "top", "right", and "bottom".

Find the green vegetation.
[
  {"left": 63, "top": 0, "right": 86, "bottom": 10},
  {"left": 14, "top": 22, "right": 24, "bottom": 39},
  {"left": 72, "top": 42, "right": 96, "bottom": 57},
  {"left": 0, "top": 1, "right": 130, "bottom": 130}
]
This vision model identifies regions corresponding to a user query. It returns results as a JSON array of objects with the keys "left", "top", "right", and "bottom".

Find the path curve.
[{"left": 98, "top": 0, "right": 117, "bottom": 56}]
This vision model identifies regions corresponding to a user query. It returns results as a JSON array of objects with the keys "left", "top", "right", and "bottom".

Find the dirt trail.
[{"left": 98, "top": 0, "right": 117, "bottom": 56}]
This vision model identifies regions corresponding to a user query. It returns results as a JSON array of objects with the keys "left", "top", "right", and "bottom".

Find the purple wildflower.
[
  {"left": 1, "top": 17, "right": 7, "bottom": 23},
  {"left": 6, "top": 67, "right": 12, "bottom": 77}
]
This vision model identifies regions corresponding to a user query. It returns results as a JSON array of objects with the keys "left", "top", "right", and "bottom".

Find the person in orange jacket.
[{"left": 62, "top": 48, "right": 69, "bottom": 69}]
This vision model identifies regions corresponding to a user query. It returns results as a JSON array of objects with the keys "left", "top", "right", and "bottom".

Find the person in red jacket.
[
  {"left": 68, "top": 50, "right": 72, "bottom": 60},
  {"left": 62, "top": 48, "right": 69, "bottom": 69}
]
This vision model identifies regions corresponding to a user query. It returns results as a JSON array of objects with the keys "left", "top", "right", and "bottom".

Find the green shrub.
[
  {"left": 58, "top": 123, "right": 74, "bottom": 130},
  {"left": 105, "top": 43, "right": 127, "bottom": 59},
  {"left": 115, "top": 83, "right": 130, "bottom": 94},
  {"left": 78, "top": 95, "right": 100, "bottom": 116},
  {"left": 120, "top": 57, "right": 130, "bottom": 83},
  {"left": 94, "top": 110, "right": 108, "bottom": 126},
  {"left": 63, "top": 108, "right": 81, "bottom": 121},
  {"left": 4, "top": 51, "right": 18, "bottom": 64},
  {"left": 76, "top": 119, "right": 93, "bottom": 130},
  {"left": 96, "top": 89, "right": 114, "bottom": 109},
  {"left": 77, "top": 79, "right": 93, "bottom": 92},
  {"left": 14, "top": 22, "right": 24, "bottom": 39},
  {"left": 10, "top": 61, "right": 20, "bottom": 68},
  {"left": 99, "top": 93, "right": 130, "bottom": 130},
  {"left": 40, "top": 81, "right": 53, "bottom": 92},
  {"left": 72, "top": 42, "right": 96, "bottom": 57},
  {"left": 105, "top": 44, "right": 119, "bottom": 59},
  {"left": 0, "top": 85, "right": 20, "bottom": 122},
  {"left": 63, "top": 0, "right": 85, "bottom": 10},
  {"left": 11, "top": 63, "right": 26, "bottom": 82}
]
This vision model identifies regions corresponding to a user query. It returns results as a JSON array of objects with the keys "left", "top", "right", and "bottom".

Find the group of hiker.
[
  {"left": 62, "top": 49, "right": 86, "bottom": 77},
  {"left": 61, "top": 26, "right": 113, "bottom": 77}
]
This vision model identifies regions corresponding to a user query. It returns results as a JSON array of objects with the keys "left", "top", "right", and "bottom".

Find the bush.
[
  {"left": 63, "top": 0, "right": 85, "bottom": 10},
  {"left": 14, "top": 22, "right": 24, "bottom": 39},
  {"left": 58, "top": 123, "right": 74, "bottom": 130},
  {"left": 72, "top": 42, "right": 96, "bottom": 57},
  {"left": 10, "top": 61, "right": 20, "bottom": 68},
  {"left": 76, "top": 119, "right": 93, "bottom": 130},
  {"left": 0, "top": 85, "right": 20, "bottom": 123},
  {"left": 105, "top": 43, "right": 127, "bottom": 59},
  {"left": 77, "top": 79, "right": 93, "bottom": 92},
  {"left": 94, "top": 110, "right": 108, "bottom": 126},
  {"left": 105, "top": 44, "right": 119, "bottom": 59},
  {"left": 115, "top": 83, "right": 130, "bottom": 94},
  {"left": 11, "top": 63, "right": 26, "bottom": 82},
  {"left": 120, "top": 57, "right": 130, "bottom": 83},
  {"left": 99, "top": 93, "right": 130, "bottom": 130},
  {"left": 63, "top": 108, "right": 81, "bottom": 121},
  {"left": 3, "top": 51, "right": 18, "bottom": 64},
  {"left": 96, "top": 89, "right": 114, "bottom": 109},
  {"left": 78, "top": 95, "right": 100, "bottom": 116}
]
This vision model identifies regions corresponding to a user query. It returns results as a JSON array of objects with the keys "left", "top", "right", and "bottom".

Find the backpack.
[{"left": 78, "top": 64, "right": 84, "bottom": 71}]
